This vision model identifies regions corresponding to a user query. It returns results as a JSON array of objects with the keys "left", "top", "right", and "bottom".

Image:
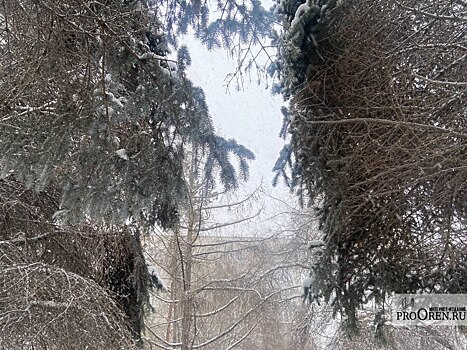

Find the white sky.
[
  {"left": 182, "top": 35, "right": 287, "bottom": 194},
  {"left": 176, "top": 0, "right": 301, "bottom": 230},
  {"left": 180, "top": 36, "right": 301, "bottom": 236}
]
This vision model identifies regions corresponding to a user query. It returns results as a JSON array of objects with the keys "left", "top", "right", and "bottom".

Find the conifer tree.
[
  {"left": 0, "top": 0, "right": 254, "bottom": 227},
  {"left": 272, "top": 0, "right": 467, "bottom": 336},
  {"left": 0, "top": 1, "right": 259, "bottom": 348}
]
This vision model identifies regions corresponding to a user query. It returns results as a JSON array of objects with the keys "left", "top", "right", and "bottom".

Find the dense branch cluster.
[
  {"left": 274, "top": 0, "right": 467, "bottom": 331},
  {"left": 1, "top": 263, "right": 133, "bottom": 350},
  {"left": 0, "top": 178, "right": 151, "bottom": 348}
]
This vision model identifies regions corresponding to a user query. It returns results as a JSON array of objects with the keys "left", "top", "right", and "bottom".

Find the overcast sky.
[
  {"left": 182, "top": 36, "right": 288, "bottom": 194},
  {"left": 179, "top": 36, "right": 301, "bottom": 236}
]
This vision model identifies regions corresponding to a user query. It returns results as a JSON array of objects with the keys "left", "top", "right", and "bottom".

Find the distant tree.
[
  {"left": 272, "top": 0, "right": 467, "bottom": 336},
  {"left": 144, "top": 149, "right": 261, "bottom": 349},
  {"left": 143, "top": 151, "right": 312, "bottom": 350}
]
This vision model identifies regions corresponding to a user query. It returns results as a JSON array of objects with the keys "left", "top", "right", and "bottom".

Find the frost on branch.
[
  {"left": 116, "top": 148, "right": 129, "bottom": 161},
  {"left": 147, "top": 264, "right": 168, "bottom": 292},
  {"left": 307, "top": 239, "right": 325, "bottom": 249}
]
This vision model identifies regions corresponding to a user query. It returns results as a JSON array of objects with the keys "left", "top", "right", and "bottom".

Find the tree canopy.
[
  {"left": 272, "top": 0, "right": 467, "bottom": 334},
  {"left": 0, "top": 0, "right": 257, "bottom": 228}
]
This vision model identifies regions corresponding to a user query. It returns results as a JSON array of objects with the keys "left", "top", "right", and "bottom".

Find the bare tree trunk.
[
  {"left": 180, "top": 231, "right": 193, "bottom": 350},
  {"left": 180, "top": 154, "right": 198, "bottom": 350},
  {"left": 165, "top": 266, "right": 176, "bottom": 343}
]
